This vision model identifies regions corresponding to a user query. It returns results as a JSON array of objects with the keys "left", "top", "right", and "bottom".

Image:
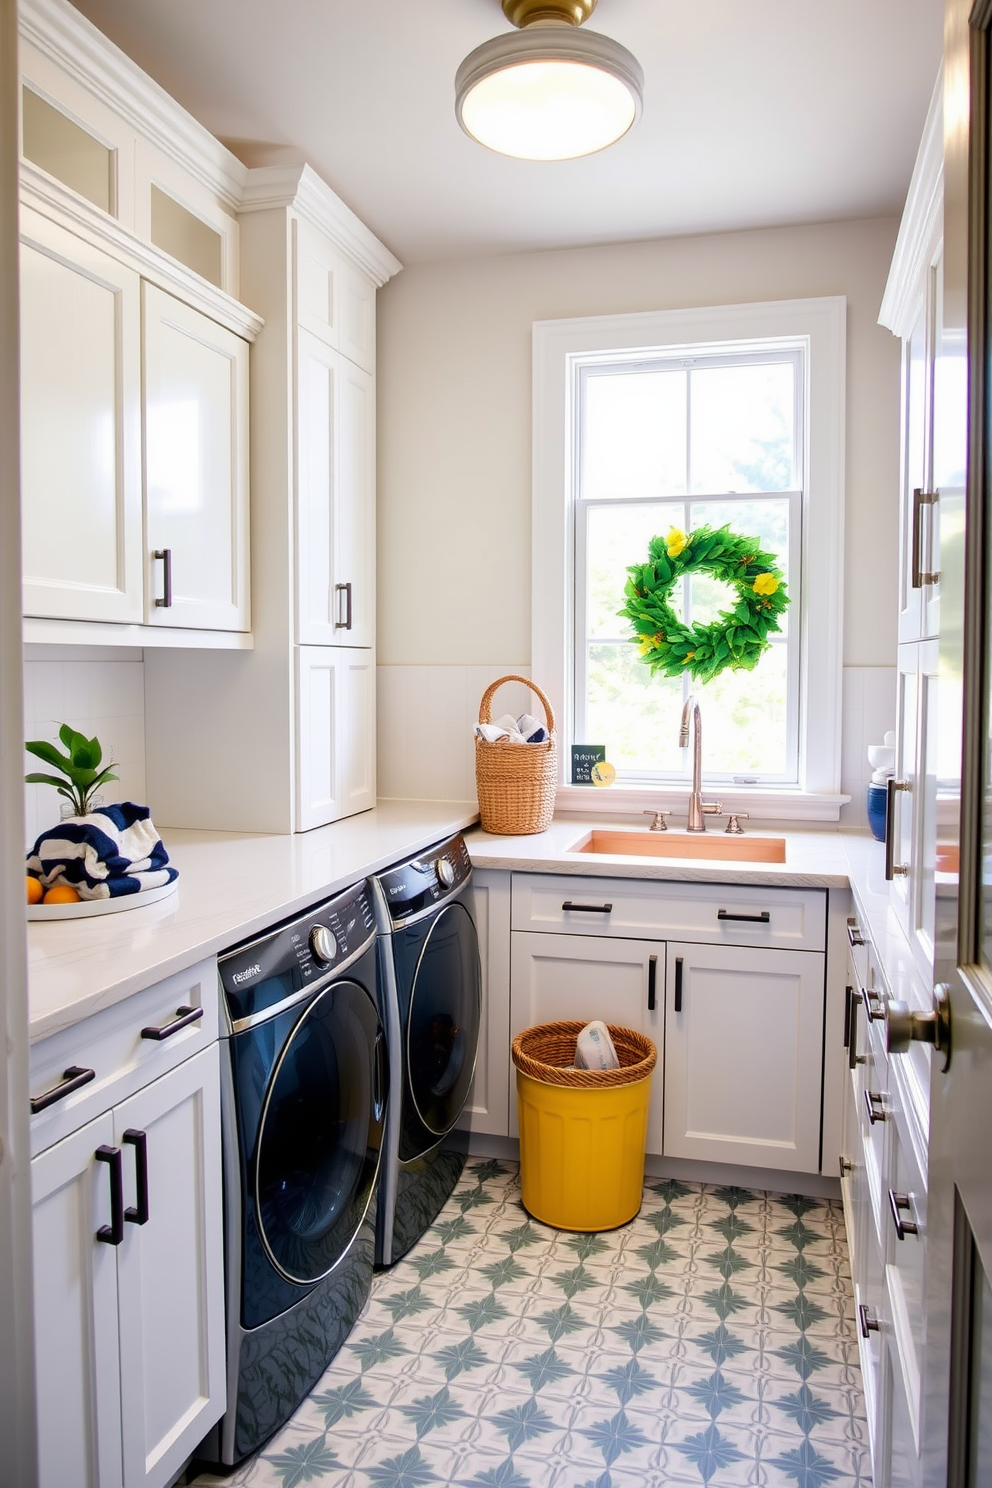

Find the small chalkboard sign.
[{"left": 571, "top": 744, "right": 606, "bottom": 785}]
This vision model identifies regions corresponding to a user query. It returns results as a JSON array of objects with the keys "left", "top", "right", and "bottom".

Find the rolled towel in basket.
[
  {"left": 26, "top": 802, "right": 179, "bottom": 900},
  {"left": 574, "top": 1020, "right": 620, "bottom": 1071}
]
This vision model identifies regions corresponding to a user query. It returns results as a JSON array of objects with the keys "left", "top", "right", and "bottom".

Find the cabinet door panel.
[
  {"left": 297, "top": 330, "right": 373, "bottom": 648},
  {"left": 897, "top": 299, "right": 927, "bottom": 643},
  {"left": 20, "top": 208, "right": 143, "bottom": 622},
  {"left": 295, "top": 645, "right": 375, "bottom": 829},
  {"left": 509, "top": 931, "right": 664, "bottom": 1150},
  {"left": 144, "top": 283, "right": 249, "bottom": 631},
  {"left": 115, "top": 1046, "right": 225, "bottom": 1488},
  {"left": 664, "top": 942, "right": 824, "bottom": 1171},
  {"left": 459, "top": 869, "right": 511, "bottom": 1137},
  {"left": 32, "top": 1112, "right": 122, "bottom": 1488}
]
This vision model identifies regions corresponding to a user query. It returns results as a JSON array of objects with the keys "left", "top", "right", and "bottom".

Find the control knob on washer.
[
  {"left": 437, "top": 857, "right": 455, "bottom": 888},
  {"left": 310, "top": 925, "right": 338, "bottom": 964}
]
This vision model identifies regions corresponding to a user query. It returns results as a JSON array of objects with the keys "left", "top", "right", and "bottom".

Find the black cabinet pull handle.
[
  {"left": 847, "top": 920, "right": 866, "bottom": 948},
  {"left": 839, "top": 1156, "right": 854, "bottom": 1178},
  {"left": 858, "top": 1302, "right": 880, "bottom": 1337},
  {"left": 889, "top": 1189, "right": 919, "bottom": 1240},
  {"left": 884, "top": 777, "right": 911, "bottom": 880},
  {"left": 96, "top": 1146, "right": 124, "bottom": 1245},
  {"left": 123, "top": 1129, "right": 149, "bottom": 1225},
  {"left": 561, "top": 901, "right": 613, "bottom": 914},
  {"left": 717, "top": 909, "right": 770, "bottom": 924},
  {"left": 30, "top": 1064, "right": 95, "bottom": 1114},
  {"left": 335, "top": 581, "right": 353, "bottom": 630},
  {"left": 848, "top": 993, "right": 860, "bottom": 1071},
  {"left": 647, "top": 955, "right": 657, "bottom": 1011},
  {"left": 674, "top": 956, "right": 684, "bottom": 1013},
  {"left": 372, "top": 1030, "right": 387, "bottom": 1124},
  {"left": 141, "top": 1004, "right": 203, "bottom": 1041},
  {"left": 153, "top": 548, "right": 173, "bottom": 608},
  {"left": 843, "top": 986, "right": 853, "bottom": 1049},
  {"left": 864, "top": 1089, "right": 887, "bottom": 1126},
  {"left": 861, "top": 986, "right": 885, "bottom": 1023}
]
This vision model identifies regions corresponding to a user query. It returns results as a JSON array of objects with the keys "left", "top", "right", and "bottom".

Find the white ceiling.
[{"left": 70, "top": 0, "right": 944, "bottom": 266}]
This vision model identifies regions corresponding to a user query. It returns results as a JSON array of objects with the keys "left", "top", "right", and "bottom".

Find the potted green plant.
[{"left": 25, "top": 724, "right": 119, "bottom": 820}]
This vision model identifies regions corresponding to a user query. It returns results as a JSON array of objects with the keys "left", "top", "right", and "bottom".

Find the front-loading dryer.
[
  {"left": 373, "top": 833, "right": 481, "bottom": 1266},
  {"left": 203, "top": 878, "right": 385, "bottom": 1466}
]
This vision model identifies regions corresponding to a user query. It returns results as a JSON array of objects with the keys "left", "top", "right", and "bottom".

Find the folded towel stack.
[
  {"left": 26, "top": 802, "right": 179, "bottom": 900},
  {"left": 474, "top": 711, "right": 549, "bottom": 746}
]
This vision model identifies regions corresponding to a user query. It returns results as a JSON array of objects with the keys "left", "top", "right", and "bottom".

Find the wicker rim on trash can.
[{"left": 511, "top": 1021, "right": 657, "bottom": 1088}]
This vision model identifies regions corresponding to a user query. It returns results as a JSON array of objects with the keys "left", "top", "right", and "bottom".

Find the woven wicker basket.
[
  {"left": 475, "top": 675, "right": 557, "bottom": 835},
  {"left": 512, "top": 1021, "right": 657, "bottom": 1089}
]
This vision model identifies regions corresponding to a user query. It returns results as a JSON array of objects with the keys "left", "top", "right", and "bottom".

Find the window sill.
[{"left": 554, "top": 783, "right": 851, "bottom": 824}]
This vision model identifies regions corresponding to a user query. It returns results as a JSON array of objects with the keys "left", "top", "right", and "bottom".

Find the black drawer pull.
[
  {"left": 123, "top": 1129, "right": 149, "bottom": 1226},
  {"left": 858, "top": 1302, "right": 880, "bottom": 1338},
  {"left": 647, "top": 955, "right": 657, "bottom": 1012},
  {"left": 861, "top": 985, "right": 885, "bottom": 1023},
  {"left": 561, "top": 901, "right": 613, "bottom": 914},
  {"left": 674, "top": 956, "right": 684, "bottom": 1013},
  {"left": 30, "top": 1064, "right": 95, "bottom": 1114},
  {"left": 717, "top": 909, "right": 770, "bottom": 924},
  {"left": 864, "top": 1089, "right": 887, "bottom": 1126},
  {"left": 96, "top": 1145, "right": 124, "bottom": 1246},
  {"left": 847, "top": 921, "right": 866, "bottom": 948},
  {"left": 889, "top": 1189, "right": 919, "bottom": 1240},
  {"left": 848, "top": 993, "right": 861, "bottom": 1071},
  {"left": 141, "top": 1004, "right": 203, "bottom": 1041},
  {"left": 153, "top": 547, "right": 173, "bottom": 608}
]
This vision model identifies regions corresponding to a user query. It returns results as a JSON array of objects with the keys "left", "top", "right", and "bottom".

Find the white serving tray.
[{"left": 28, "top": 877, "right": 179, "bottom": 921}]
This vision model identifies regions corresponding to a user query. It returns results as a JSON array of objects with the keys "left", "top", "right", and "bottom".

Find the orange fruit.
[
  {"left": 26, "top": 876, "right": 43, "bottom": 905},
  {"left": 42, "top": 884, "right": 81, "bottom": 905}
]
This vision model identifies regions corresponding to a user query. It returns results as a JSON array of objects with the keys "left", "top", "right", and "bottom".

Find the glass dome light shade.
[{"left": 455, "top": 26, "right": 643, "bottom": 161}]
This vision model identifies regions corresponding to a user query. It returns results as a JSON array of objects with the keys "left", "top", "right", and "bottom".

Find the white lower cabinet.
[
  {"left": 509, "top": 930, "right": 665, "bottom": 1147},
  {"left": 32, "top": 1041, "right": 225, "bottom": 1488},
  {"left": 662, "top": 941, "right": 825, "bottom": 1172},
  {"left": 459, "top": 869, "right": 511, "bottom": 1138}
]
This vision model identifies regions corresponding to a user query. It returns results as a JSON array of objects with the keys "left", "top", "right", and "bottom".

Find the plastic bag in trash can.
[{"left": 574, "top": 1020, "right": 620, "bottom": 1071}]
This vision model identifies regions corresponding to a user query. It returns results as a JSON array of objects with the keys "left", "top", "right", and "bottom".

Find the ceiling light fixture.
[{"left": 455, "top": 0, "right": 643, "bottom": 162}]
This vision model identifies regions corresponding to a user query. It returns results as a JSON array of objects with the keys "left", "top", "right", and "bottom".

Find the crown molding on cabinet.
[
  {"left": 20, "top": 163, "right": 264, "bottom": 341},
  {"left": 240, "top": 163, "right": 402, "bottom": 287},
  {"left": 879, "top": 69, "right": 943, "bottom": 337},
  {"left": 19, "top": 0, "right": 248, "bottom": 214}
]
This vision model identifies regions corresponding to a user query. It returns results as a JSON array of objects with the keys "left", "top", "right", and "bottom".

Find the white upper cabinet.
[
  {"left": 20, "top": 207, "right": 143, "bottom": 623},
  {"left": 295, "top": 216, "right": 375, "bottom": 371},
  {"left": 143, "top": 285, "right": 250, "bottom": 631},
  {"left": 297, "top": 327, "right": 374, "bottom": 647}
]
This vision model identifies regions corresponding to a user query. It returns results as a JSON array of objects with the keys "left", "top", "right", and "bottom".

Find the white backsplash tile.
[
  {"left": 23, "top": 652, "right": 147, "bottom": 848},
  {"left": 839, "top": 665, "right": 896, "bottom": 831}
]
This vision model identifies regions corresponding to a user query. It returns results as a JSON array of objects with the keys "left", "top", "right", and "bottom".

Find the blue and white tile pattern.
[{"left": 194, "top": 1162, "right": 870, "bottom": 1488}]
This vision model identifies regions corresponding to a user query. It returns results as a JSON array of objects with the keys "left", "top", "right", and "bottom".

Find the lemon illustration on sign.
[{"left": 590, "top": 760, "right": 616, "bottom": 787}]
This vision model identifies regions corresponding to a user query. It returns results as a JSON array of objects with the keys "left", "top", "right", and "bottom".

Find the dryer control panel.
[
  {"left": 376, "top": 833, "right": 472, "bottom": 926},
  {"left": 219, "top": 878, "right": 376, "bottom": 1024}
]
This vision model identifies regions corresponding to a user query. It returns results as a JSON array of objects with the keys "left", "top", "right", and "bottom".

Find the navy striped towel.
[{"left": 26, "top": 802, "right": 179, "bottom": 900}]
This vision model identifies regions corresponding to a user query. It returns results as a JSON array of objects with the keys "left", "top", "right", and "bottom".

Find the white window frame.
[{"left": 533, "top": 296, "right": 848, "bottom": 821}]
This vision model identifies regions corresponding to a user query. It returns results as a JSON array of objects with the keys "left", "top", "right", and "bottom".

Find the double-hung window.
[{"left": 533, "top": 298, "right": 846, "bottom": 815}]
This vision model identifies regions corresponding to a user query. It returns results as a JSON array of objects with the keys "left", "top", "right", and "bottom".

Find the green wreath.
[{"left": 618, "top": 523, "right": 790, "bottom": 684}]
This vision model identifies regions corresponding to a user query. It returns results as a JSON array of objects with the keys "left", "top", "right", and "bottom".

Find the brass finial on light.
[{"left": 501, "top": 0, "right": 598, "bottom": 26}]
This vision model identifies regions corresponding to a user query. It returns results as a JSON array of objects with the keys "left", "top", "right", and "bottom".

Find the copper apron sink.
[{"left": 570, "top": 830, "right": 787, "bottom": 863}]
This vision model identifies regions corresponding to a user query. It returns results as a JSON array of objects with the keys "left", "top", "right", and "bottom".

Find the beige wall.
[{"left": 376, "top": 215, "right": 902, "bottom": 671}]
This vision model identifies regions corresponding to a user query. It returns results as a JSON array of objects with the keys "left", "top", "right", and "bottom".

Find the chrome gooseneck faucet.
[{"left": 679, "top": 695, "right": 723, "bottom": 832}]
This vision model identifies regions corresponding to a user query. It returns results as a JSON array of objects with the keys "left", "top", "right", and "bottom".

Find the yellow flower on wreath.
[
  {"left": 753, "top": 573, "right": 780, "bottom": 596},
  {"left": 666, "top": 528, "right": 688, "bottom": 559},
  {"left": 638, "top": 632, "right": 663, "bottom": 655}
]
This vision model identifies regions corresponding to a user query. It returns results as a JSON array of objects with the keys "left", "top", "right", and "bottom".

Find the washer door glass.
[
  {"left": 407, "top": 901, "right": 481, "bottom": 1138},
  {"left": 255, "top": 980, "right": 384, "bottom": 1285}
]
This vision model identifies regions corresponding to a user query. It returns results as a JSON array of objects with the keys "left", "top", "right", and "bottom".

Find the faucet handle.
[
  {"left": 725, "top": 813, "right": 749, "bottom": 835},
  {"left": 643, "top": 810, "right": 670, "bottom": 832},
  {"left": 701, "top": 802, "right": 723, "bottom": 817}
]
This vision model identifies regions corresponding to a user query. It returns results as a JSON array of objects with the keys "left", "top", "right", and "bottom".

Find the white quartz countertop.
[{"left": 28, "top": 800, "right": 478, "bottom": 1042}]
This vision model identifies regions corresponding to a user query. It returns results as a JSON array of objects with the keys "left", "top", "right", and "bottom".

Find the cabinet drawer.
[
  {"left": 29, "top": 958, "right": 218, "bottom": 1156},
  {"left": 885, "top": 1093, "right": 927, "bottom": 1453},
  {"left": 511, "top": 873, "right": 826, "bottom": 951}
]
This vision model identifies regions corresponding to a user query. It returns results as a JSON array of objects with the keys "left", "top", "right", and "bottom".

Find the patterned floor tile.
[{"left": 190, "top": 1164, "right": 871, "bottom": 1488}]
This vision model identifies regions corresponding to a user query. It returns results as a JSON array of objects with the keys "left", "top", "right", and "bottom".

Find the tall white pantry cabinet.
[{"left": 144, "top": 167, "right": 400, "bottom": 833}]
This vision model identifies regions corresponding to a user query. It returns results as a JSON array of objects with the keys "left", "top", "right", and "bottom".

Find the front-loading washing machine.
[
  {"left": 203, "top": 878, "right": 385, "bottom": 1466},
  {"left": 372, "top": 833, "right": 481, "bottom": 1266}
]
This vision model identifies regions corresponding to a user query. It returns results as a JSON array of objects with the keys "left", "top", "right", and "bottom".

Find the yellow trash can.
[{"left": 511, "top": 1021, "right": 657, "bottom": 1232}]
